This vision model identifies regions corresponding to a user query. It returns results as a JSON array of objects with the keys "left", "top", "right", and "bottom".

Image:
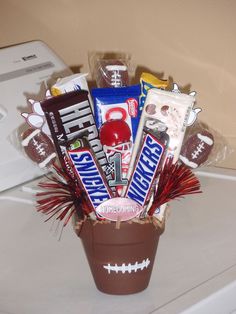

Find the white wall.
[{"left": 1, "top": 0, "right": 235, "bottom": 168}]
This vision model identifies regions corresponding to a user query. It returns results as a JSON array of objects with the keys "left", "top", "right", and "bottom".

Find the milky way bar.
[
  {"left": 41, "top": 90, "right": 108, "bottom": 178},
  {"left": 67, "top": 142, "right": 113, "bottom": 211},
  {"left": 124, "top": 132, "right": 164, "bottom": 207}
]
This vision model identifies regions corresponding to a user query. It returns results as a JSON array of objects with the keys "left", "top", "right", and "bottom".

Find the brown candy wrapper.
[{"left": 40, "top": 90, "right": 113, "bottom": 183}]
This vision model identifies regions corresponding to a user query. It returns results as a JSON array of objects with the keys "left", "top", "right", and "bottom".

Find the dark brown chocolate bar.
[{"left": 41, "top": 90, "right": 108, "bottom": 178}]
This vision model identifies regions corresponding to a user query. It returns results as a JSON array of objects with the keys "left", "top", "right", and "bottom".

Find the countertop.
[{"left": 0, "top": 167, "right": 236, "bottom": 314}]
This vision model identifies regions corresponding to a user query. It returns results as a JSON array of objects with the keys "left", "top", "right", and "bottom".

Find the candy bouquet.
[{"left": 20, "top": 54, "right": 206, "bottom": 294}]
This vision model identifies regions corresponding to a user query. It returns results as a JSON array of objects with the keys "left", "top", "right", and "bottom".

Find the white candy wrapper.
[
  {"left": 51, "top": 73, "right": 93, "bottom": 111},
  {"left": 126, "top": 88, "right": 195, "bottom": 221},
  {"left": 128, "top": 88, "right": 195, "bottom": 181}
]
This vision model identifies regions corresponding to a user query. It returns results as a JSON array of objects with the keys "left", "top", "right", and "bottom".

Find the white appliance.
[{"left": 0, "top": 40, "right": 72, "bottom": 191}]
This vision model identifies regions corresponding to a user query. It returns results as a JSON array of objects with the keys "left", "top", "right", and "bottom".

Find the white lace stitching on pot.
[{"left": 103, "top": 258, "right": 150, "bottom": 274}]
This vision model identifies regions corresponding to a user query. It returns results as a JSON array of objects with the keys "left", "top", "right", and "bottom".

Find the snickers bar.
[
  {"left": 124, "top": 132, "right": 164, "bottom": 207},
  {"left": 67, "top": 140, "right": 113, "bottom": 211}
]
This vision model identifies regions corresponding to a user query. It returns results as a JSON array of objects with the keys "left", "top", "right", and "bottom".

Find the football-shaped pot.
[{"left": 75, "top": 218, "right": 164, "bottom": 295}]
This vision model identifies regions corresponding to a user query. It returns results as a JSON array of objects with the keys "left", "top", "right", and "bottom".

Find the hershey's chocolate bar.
[{"left": 41, "top": 90, "right": 108, "bottom": 177}]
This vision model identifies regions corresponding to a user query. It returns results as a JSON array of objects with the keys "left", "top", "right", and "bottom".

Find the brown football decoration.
[
  {"left": 180, "top": 130, "right": 214, "bottom": 168},
  {"left": 21, "top": 128, "right": 56, "bottom": 168},
  {"left": 95, "top": 59, "right": 129, "bottom": 88}
]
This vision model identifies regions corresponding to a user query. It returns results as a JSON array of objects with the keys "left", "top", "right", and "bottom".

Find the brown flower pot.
[{"left": 75, "top": 218, "right": 164, "bottom": 295}]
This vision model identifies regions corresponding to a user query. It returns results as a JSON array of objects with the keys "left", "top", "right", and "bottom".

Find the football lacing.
[
  {"left": 32, "top": 138, "right": 46, "bottom": 157},
  {"left": 111, "top": 70, "right": 122, "bottom": 87},
  {"left": 191, "top": 142, "right": 205, "bottom": 159}
]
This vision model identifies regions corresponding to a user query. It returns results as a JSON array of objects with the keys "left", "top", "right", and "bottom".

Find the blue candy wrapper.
[{"left": 91, "top": 85, "right": 141, "bottom": 142}]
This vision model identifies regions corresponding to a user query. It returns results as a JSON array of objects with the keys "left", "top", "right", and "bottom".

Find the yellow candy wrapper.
[{"left": 140, "top": 72, "right": 169, "bottom": 110}]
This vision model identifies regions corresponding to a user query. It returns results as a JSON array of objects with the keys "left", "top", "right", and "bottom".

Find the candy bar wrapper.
[
  {"left": 92, "top": 85, "right": 141, "bottom": 195},
  {"left": 127, "top": 88, "right": 195, "bottom": 221},
  {"left": 88, "top": 51, "right": 131, "bottom": 88},
  {"left": 50, "top": 73, "right": 94, "bottom": 112},
  {"left": 129, "top": 88, "right": 195, "bottom": 176},
  {"left": 66, "top": 138, "right": 113, "bottom": 215},
  {"left": 124, "top": 131, "right": 165, "bottom": 209},
  {"left": 40, "top": 90, "right": 113, "bottom": 186},
  {"left": 92, "top": 84, "right": 141, "bottom": 142},
  {"left": 139, "top": 72, "right": 169, "bottom": 111},
  {"left": 99, "top": 119, "right": 132, "bottom": 196},
  {"left": 180, "top": 120, "right": 234, "bottom": 169}
]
